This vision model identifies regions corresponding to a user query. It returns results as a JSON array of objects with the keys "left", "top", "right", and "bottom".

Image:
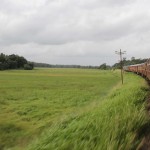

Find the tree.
[
  {"left": 24, "top": 62, "right": 34, "bottom": 70},
  {"left": 113, "top": 57, "right": 148, "bottom": 69},
  {"left": 17, "top": 56, "right": 27, "bottom": 68},
  {"left": 131, "top": 57, "right": 135, "bottom": 61},
  {"left": 7, "top": 60, "right": 17, "bottom": 69},
  {"left": 0, "top": 53, "right": 6, "bottom": 63},
  {"left": 0, "top": 53, "right": 30, "bottom": 70},
  {"left": 0, "top": 53, "right": 7, "bottom": 70},
  {"left": 8, "top": 54, "right": 27, "bottom": 68},
  {"left": 99, "top": 63, "right": 107, "bottom": 70}
]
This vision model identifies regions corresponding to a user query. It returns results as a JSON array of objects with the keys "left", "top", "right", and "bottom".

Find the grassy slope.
[
  {"left": 0, "top": 68, "right": 120, "bottom": 149},
  {"left": 27, "top": 73, "right": 149, "bottom": 150}
]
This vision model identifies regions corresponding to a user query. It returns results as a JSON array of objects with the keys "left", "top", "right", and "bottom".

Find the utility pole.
[{"left": 115, "top": 49, "right": 126, "bottom": 84}]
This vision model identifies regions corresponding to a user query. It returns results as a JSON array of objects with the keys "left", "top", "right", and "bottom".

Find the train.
[{"left": 123, "top": 59, "right": 150, "bottom": 80}]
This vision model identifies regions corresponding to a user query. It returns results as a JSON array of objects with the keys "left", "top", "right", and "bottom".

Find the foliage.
[
  {"left": 113, "top": 57, "right": 148, "bottom": 69},
  {"left": 33, "top": 62, "right": 99, "bottom": 69},
  {"left": 24, "top": 63, "right": 34, "bottom": 70},
  {"left": 99, "top": 63, "right": 111, "bottom": 70},
  {"left": 33, "top": 57, "right": 148, "bottom": 70},
  {"left": 0, "top": 53, "right": 33, "bottom": 70}
]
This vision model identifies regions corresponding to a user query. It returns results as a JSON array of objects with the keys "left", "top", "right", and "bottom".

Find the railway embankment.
[{"left": 136, "top": 83, "right": 150, "bottom": 150}]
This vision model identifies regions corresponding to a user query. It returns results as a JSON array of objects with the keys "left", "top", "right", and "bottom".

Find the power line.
[{"left": 115, "top": 49, "right": 126, "bottom": 84}]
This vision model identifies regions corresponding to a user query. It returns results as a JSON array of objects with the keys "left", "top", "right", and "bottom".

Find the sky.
[{"left": 0, "top": 0, "right": 150, "bottom": 66}]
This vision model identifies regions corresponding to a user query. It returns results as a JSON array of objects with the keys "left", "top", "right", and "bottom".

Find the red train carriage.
[
  {"left": 137, "top": 63, "right": 146, "bottom": 77},
  {"left": 124, "top": 59, "right": 150, "bottom": 80},
  {"left": 146, "top": 59, "right": 150, "bottom": 80},
  {"left": 128, "top": 64, "right": 139, "bottom": 73}
]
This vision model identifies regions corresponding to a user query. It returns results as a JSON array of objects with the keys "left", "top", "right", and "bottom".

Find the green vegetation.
[
  {"left": 0, "top": 68, "right": 149, "bottom": 150},
  {"left": 34, "top": 57, "right": 148, "bottom": 70},
  {"left": 113, "top": 57, "right": 148, "bottom": 69},
  {"left": 0, "top": 53, "right": 34, "bottom": 70},
  {"left": 33, "top": 62, "right": 99, "bottom": 69},
  {"left": 27, "top": 71, "right": 149, "bottom": 150},
  {"left": 24, "top": 63, "right": 34, "bottom": 70},
  {"left": 98, "top": 63, "right": 111, "bottom": 70},
  {"left": 0, "top": 68, "right": 119, "bottom": 149}
]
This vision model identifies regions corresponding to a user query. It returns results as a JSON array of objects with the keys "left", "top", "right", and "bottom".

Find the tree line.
[
  {"left": 98, "top": 57, "right": 148, "bottom": 70},
  {"left": 0, "top": 53, "right": 34, "bottom": 70},
  {"left": 0, "top": 53, "right": 148, "bottom": 71},
  {"left": 33, "top": 62, "right": 99, "bottom": 69},
  {"left": 34, "top": 57, "right": 148, "bottom": 70},
  {"left": 112, "top": 57, "right": 148, "bottom": 69}
]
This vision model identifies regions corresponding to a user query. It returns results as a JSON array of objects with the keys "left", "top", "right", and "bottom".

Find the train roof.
[
  {"left": 130, "top": 63, "right": 145, "bottom": 66},
  {"left": 124, "top": 63, "right": 145, "bottom": 67}
]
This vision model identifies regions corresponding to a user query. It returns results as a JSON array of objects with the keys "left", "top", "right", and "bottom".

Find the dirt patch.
[{"left": 137, "top": 136, "right": 150, "bottom": 150}]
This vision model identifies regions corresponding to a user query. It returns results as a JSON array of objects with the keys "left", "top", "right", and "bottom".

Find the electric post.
[{"left": 115, "top": 49, "right": 126, "bottom": 84}]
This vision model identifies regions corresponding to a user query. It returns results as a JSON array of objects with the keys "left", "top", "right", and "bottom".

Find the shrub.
[{"left": 24, "top": 63, "right": 34, "bottom": 70}]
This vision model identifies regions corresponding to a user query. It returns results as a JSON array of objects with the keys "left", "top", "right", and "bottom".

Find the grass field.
[{"left": 0, "top": 68, "right": 149, "bottom": 150}]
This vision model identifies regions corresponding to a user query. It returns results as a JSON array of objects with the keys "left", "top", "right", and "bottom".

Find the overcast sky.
[{"left": 0, "top": 0, "right": 150, "bottom": 65}]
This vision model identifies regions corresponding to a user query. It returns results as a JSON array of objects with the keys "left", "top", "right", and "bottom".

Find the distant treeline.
[
  {"left": 96, "top": 57, "right": 148, "bottom": 70},
  {"left": 0, "top": 53, "right": 148, "bottom": 70},
  {"left": 32, "top": 57, "right": 148, "bottom": 70},
  {"left": 112, "top": 57, "right": 148, "bottom": 69},
  {"left": 0, "top": 53, "right": 34, "bottom": 70},
  {"left": 33, "top": 62, "right": 99, "bottom": 69}
]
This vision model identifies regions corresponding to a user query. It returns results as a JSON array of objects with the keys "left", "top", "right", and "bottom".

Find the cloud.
[{"left": 0, "top": 0, "right": 150, "bottom": 65}]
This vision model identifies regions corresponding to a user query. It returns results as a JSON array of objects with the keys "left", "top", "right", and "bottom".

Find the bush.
[
  {"left": 0, "top": 53, "right": 28, "bottom": 70},
  {"left": 24, "top": 63, "right": 34, "bottom": 70}
]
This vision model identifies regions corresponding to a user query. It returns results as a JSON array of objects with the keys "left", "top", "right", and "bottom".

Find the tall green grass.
[
  {"left": 0, "top": 69, "right": 120, "bottom": 149},
  {"left": 27, "top": 73, "right": 149, "bottom": 150}
]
